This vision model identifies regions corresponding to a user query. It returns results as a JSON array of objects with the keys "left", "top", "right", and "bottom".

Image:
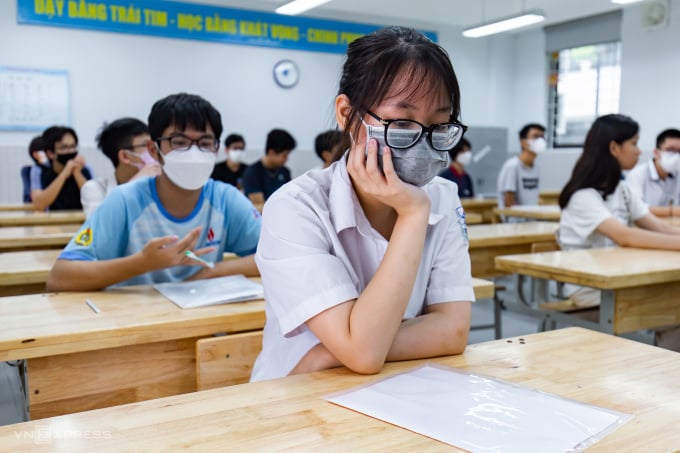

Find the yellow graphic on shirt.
[{"left": 75, "top": 227, "right": 93, "bottom": 246}]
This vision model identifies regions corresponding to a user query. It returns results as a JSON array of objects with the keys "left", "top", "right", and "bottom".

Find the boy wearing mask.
[
  {"left": 211, "top": 133, "right": 248, "bottom": 190},
  {"left": 497, "top": 123, "right": 545, "bottom": 218},
  {"left": 626, "top": 128, "right": 680, "bottom": 217},
  {"left": 81, "top": 117, "right": 161, "bottom": 217},
  {"left": 47, "top": 93, "right": 261, "bottom": 291},
  {"left": 30, "top": 126, "right": 93, "bottom": 211}
]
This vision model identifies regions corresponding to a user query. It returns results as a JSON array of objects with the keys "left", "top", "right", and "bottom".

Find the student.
[
  {"left": 81, "top": 118, "right": 161, "bottom": 217},
  {"left": 242, "top": 129, "right": 296, "bottom": 204},
  {"left": 438, "top": 137, "right": 474, "bottom": 198},
  {"left": 21, "top": 135, "right": 48, "bottom": 203},
  {"left": 30, "top": 126, "right": 93, "bottom": 211},
  {"left": 497, "top": 123, "right": 545, "bottom": 217},
  {"left": 47, "top": 93, "right": 261, "bottom": 291},
  {"left": 251, "top": 26, "right": 473, "bottom": 381},
  {"left": 210, "top": 133, "right": 248, "bottom": 189},
  {"left": 314, "top": 129, "right": 342, "bottom": 169},
  {"left": 626, "top": 128, "right": 680, "bottom": 217}
]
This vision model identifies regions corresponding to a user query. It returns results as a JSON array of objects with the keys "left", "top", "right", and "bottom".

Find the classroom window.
[{"left": 548, "top": 42, "right": 622, "bottom": 147}]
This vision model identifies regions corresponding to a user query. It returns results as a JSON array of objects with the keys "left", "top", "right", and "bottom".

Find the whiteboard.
[{"left": 0, "top": 66, "right": 70, "bottom": 131}]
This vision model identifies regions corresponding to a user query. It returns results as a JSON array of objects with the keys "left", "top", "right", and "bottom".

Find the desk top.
[
  {"left": 0, "top": 225, "right": 77, "bottom": 251},
  {"left": 461, "top": 198, "right": 497, "bottom": 209},
  {"left": 0, "top": 278, "right": 492, "bottom": 360},
  {"left": 467, "top": 221, "right": 558, "bottom": 248},
  {"left": 0, "top": 249, "right": 59, "bottom": 287},
  {"left": 0, "top": 286, "right": 266, "bottom": 361},
  {"left": 0, "top": 203, "right": 36, "bottom": 212},
  {"left": 0, "top": 210, "right": 85, "bottom": 227},
  {"left": 494, "top": 205, "right": 561, "bottom": 221},
  {"left": 538, "top": 190, "right": 560, "bottom": 205},
  {"left": 1, "top": 327, "right": 677, "bottom": 452},
  {"left": 495, "top": 247, "right": 680, "bottom": 289}
]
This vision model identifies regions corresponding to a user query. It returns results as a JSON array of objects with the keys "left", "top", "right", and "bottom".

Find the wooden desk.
[
  {"left": 0, "top": 225, "right": 77, "bottom": 252},
  {"left": 494, "top": 205, "right": 561, "bottom": 221},
  {"left": 1, "top": 327, "right": 678, "bottom": 452},
  {"left": 0, "top": 203, "right": 36, "bottom": 212},
  {"left": 461, "top": 198, "right": 497, "bottom": 223},
  {"left": 468, "top": 222, "right": 559, "bottom": 277},
  {"left": 0, "top": 210, "right": 85, "bottom": 227},
  {"left": 0, "top": 279, "right": 494, "bottom": 419},
  {"left": 495, "top": 247, "right": 680, "bottom": 334},
  {"left": 0, "top": 250, "right": 59, "bottom": 296},
  {"left": 464, "top": 211, "right": 482, "bottom": 225},
  {"left": 538, "top": 190, "right": 560, "bottom": 205}
]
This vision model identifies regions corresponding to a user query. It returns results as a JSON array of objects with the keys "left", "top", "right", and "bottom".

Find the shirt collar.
[{"left": 648, "top": 159, "right": 662, "bottom": 181}]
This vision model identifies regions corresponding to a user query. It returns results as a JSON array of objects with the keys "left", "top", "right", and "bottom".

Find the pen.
[
  {"left": 184, "top": 250, "right": 215, "bottom": 269},
  {"left": 86, "top": 299, "right": 100, "bottom": 314}
]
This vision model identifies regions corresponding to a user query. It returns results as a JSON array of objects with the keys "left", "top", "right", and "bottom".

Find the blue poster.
[{"left": 17, "top": 0, "right": 437, "bottom": 54}]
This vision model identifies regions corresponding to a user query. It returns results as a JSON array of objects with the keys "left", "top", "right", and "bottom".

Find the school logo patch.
[
  {"left": 74, "top": 227, "right": 93, "bottom": 246},
  {"left": 207, "top": 227, "right": 215, "bottom": 242},
  {"left": 455, "top": 206, "right": 469, "bottom": 246}
]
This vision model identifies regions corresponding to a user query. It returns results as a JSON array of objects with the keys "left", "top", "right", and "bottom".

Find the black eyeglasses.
[
  {"left": 366, "top": 111, "right": 467, "bottom": 152},
  {"left": 155, "top": 134, "right": 219, "bottom": 153}
]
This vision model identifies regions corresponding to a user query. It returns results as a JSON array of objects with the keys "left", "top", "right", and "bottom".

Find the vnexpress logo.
[{"left": 14, "top": 425, "right": 112, "bottom": 444}]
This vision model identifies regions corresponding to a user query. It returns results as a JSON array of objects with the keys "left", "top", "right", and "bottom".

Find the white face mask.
[
  {"left": 35, "top": 150, "right": 49, "bottom": 166},
  {"left": 658, "top": 151, "right": 680, "bottom": 174},
  {"left": 362, "top": 120, "right": 448, "bottom": 187},
  {"left": 162, "top": 146, "right": 216, "bottom": 190},
  {"left": 528, "top": 137, "right": 547, "bottom": 154},
  {"left": 228, "top": 149, "right": 244, "bottom": 164},
  {"left": 456, "top": 150, "right": 472, "bottom": 166}
]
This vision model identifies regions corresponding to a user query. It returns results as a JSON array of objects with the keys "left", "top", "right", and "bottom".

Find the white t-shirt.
[
  {"left": 81, "top": 176, "right": 118, "bottom": 217},
  {"left": 558, "top": 181, "right": 649, "bottom": 250},
  {"left": 626, "top": 159, "right": 680, "bottom": 208},
  {"left": 497, "top": 156, "right": 540, "bottom": 208},
  {"left": 251, "top": 157, "right": 475, "bottom": 382}
]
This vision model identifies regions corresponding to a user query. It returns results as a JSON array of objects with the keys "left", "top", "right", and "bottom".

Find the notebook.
[{"left": 153, "top": 275, "right": 264, "bottom": 309}]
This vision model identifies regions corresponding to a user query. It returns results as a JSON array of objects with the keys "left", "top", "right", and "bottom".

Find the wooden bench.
[{"left": 196, "top": 330, "right": 263, "bottom": 390}]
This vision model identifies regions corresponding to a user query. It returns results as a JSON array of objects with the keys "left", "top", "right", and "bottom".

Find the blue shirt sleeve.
[
  {"left": 29, "top": 166, "right": 43, "bottom": 192},
  {"left": 59, "top": 188, "right": 129, "bottom": 261},
  {"left": 222, "top": 188, "right": 262, "bottom": 256}
]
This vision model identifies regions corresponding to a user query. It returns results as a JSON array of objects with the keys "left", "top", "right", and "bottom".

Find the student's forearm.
[
  {"left": 188, "top": 255, "right": 259, "bottom": 281},
  {"left": 386, "top": 307, "right": 471, "bottom": 361},
  {"left": 47, "top": 254, "right": 152, "bottom": 291},
  {"left": 31, "top": 172, "right": 70, "bottom": 210},
  {"left": 73, "top": 169, "right": 88, "bottom": 189},
  {"left": 337, "top": 208, "right": 430, "bottom": 373}
]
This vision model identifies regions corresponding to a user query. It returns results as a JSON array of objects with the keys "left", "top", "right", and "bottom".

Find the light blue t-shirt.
[{"left": 59, "top": 177, "right": 262, "bottom": 287}]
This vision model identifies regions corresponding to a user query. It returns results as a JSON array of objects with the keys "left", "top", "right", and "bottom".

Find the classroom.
[{"left": 0, "top": 0, "right": 679, "bottom": 450}]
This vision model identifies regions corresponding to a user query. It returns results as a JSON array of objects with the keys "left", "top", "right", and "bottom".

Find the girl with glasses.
[{"left": 252, "top": 26, "right": 473, "bottom": 381}]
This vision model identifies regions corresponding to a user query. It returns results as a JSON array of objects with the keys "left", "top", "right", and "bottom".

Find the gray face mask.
[{"left": 362, "top": 120, "right": 449, "bottom": 186}]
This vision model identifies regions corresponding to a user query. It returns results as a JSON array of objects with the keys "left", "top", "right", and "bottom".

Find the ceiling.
[{"left": 187, "top": 0, "right": 635, "bottom": 32}]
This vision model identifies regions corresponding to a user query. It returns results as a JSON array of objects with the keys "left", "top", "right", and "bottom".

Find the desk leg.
[{"left": 600, "top": 290, "right": 615, "bottom": 334}]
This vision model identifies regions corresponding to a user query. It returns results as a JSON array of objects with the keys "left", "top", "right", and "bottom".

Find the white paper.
[
  {"left": 326, "top": 364, "right": 631, "bottom": 452},
  {"left": 153, "top": 275, "right": 263, "bottom": 309}
]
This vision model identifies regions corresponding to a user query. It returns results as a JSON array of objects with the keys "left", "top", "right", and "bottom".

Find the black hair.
[
  {"left": 559, "top": 114, "right": 639, "bottom": 209},
  {"left": 519, "top": 123, "right": 545, "bottom": 140},
  {"left": 148, "top": 93, "right": 223, "bottom": 142},
  {"left": 224, "top": 133, "right": 245, "bottom": 148},
  {"left": 448, "top": 137, "right": 471, "bottom": 161},
  {"left": 656, "top": 128, "right": 680, "bottom": 149},
  {"left": 96, "top": 118, "right": 149, "bottom": 167},
  {"left": 333, "top": 26, "right": 461, "bottom": 162},
  {"left": 42, "top": 126, "right": 78, "bottom": 152},
  {"left": 265, "top": 129, "right": 296, "bottom": 155},
  {"left": 314, "top": 130, "right": 342, "bottom": 160},
  {"left": 27, "top": 135, "right": 45, "bottom": 164}
]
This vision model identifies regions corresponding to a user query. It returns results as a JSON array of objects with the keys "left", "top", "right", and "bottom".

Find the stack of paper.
[{"left": 153, "top": 275, "right": 263, "bottom": 309}]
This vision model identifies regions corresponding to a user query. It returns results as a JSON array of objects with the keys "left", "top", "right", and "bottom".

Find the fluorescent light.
[
  {"left": 276, "top": 0, "right": 331, "bottom": 15},
  {"left": 611, "top": 0, "right": 645, "bottom": 4},
  {"left": 463, "top": 10, "right": 546, "bottom": 38}
]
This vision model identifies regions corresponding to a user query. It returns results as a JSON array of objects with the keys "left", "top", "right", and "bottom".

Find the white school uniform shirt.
[
  {"left": 558, "top": 181, "right": 649, "bottom": 250},
  {"left": 626, "top": 159, "right": 680, "bottom": 208},
  {"left": 80, "top": 176, "right": 118, "bottom": 218},
  {"left": 251, "top": 156, "right": 475, "bottom": 382}
]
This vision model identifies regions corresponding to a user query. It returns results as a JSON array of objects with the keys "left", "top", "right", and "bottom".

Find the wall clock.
[{"left": 273, "top": 60, "right": 300, "bottom": 89}]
